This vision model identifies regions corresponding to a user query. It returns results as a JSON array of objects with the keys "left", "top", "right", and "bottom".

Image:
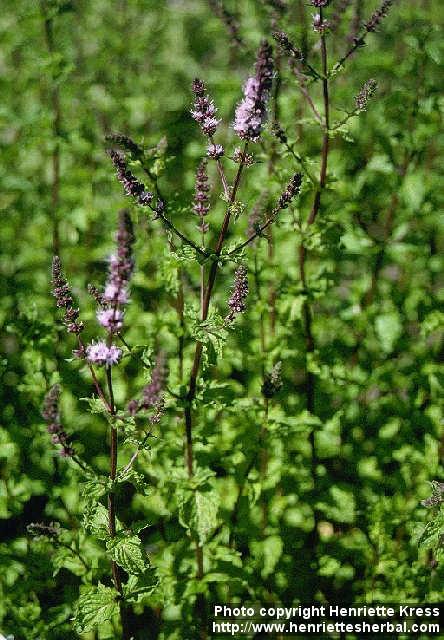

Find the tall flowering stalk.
[{"left": 50, "top": 211, "right": 140, "bottom": 640}]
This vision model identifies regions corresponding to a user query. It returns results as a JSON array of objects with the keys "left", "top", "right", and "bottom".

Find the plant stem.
[
  {"left": 299, "top": 9, "right": 330, "bottom": 579},
  {"left": 260, "top": 397, "right": 269, "bottom": 534},
  {"left": 105, "top": 365, "right": 130, "bottom": 640},
  {"left": 183, "top": 144, "right": 248, "bottom": 585}
]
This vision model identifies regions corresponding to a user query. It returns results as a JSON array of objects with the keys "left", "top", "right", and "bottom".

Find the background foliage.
[{"left": 0, "top": 0, "right": 443, "bottom": 638}]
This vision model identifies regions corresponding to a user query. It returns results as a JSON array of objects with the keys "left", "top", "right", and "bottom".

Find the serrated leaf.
[
  {"left": 80, "top": 476, "right": 110, "bottom": 502},
  {"left": 178, "top": 487, "right": 219, "bottom": 545},
  {"left": 73, "top": 584, "right": 119, "bottom": 633},
  {"left": 106, "top": 533, "right": 150, "bottom": 575},
  {"left": 80, "top": 396, "right": 108, "bottom": 414}
]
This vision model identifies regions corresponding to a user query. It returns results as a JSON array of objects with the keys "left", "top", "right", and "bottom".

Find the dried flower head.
[
  {"left": 52, "top": 256, "right": 84, "bottom": 334},
  {"left": 262, "top": 362, "right": 283, "bottom": 398},
  {"left": 233, "top": 40, "right": 274, "bottom": 142},
  {"left": 191, "top": 79, "right": 221, "bottom": 137},
  {"left": 355, "top": 79, "right": 378, "bottom": 111},
  {"left": 193, "top": 161, "right": 211, "bottom": 235},
  {"left": 225, "top": 265, "right": 249, "bottom": 323}
]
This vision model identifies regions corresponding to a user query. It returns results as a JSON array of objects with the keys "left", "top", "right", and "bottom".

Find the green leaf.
[
  {"left": 375, "top": 311, "right": 402, "bottom": 353},
  {"left": 73, "top": 584, "right": 119, "bottom": 633},
  {"left": 80, "top": 396, "right": 108, "bottom": 414},
  {"left": 80, "top": 476, "right": 111, "bottom": 502},
  {"left": 106, "top": 533, "right": 150, "bottom": 575},
  {"left": 417, "top": 512, "right": 444, "bottom": 550},
  {"left": 178, "top": 487, "right": 219, "bottom": 545},
  {"left": 123, "top": 569, "right": 159, "bottom": 603}
]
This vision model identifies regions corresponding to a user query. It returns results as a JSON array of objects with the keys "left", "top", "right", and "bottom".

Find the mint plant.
[{"left": 1, "top": 0, "right": 442, "bottom": 638}]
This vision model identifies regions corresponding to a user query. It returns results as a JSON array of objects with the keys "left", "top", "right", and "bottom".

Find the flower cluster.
[
  {"left": 355, "top": 79, "right": 378, "bottom": 111},
  {"left": 86, "top": 341, "right": 122, "bottom": 366},
  {"left": 421, "top": 482, "right": 444, "bottom": 508},
  {"left": 52, "top": 256, "right": 84, "bottom": 334},
  {"left": 103, "top": 210, "right": 135, "bottom": 309},
  {"left": 233, "top": 147, "right": 254, "bottom": 166},
  {"left": 42, "top": 384, "right": 74, "bottom": 458},
  {"left": 233, "top": 40, "right": 274, "bottom": 142},
  {"left": 191, "top": 79, "right": 221, "bottom": 137},
  {"left": 128, "top": 351, "right": 168, "bottom": 416},
  {"left": 262, "top": 362, "right": 283, "bottom": 399},
  {"left": 108, "top": 149, "right": 153, "bottom": 207},
  {"left": 365, "top": 0, "right": 394, "bottom": 32},
  {"left": 311, "top": 0, "right": 329, "bottom": 7},
  {"left": 225, "top": 265, "right": 249, "bottom": 323},
  {"left": 207, "top": 143, "right": 224, "bottom": 159},
  {"left": 193, "top": 161, "right": 211, "bottom": 235},
  {"left": 276, "top": 173, "right": 303, "bottom": 211}
]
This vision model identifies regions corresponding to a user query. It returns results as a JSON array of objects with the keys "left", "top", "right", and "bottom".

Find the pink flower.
[
  {"left": 97, "top": 308, "right": 124, "bottom": 332},
  {"left": 86, "top": 341, "right": 122, "bottom": 366}
]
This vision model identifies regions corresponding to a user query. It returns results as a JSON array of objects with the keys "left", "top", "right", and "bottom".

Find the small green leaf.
[
  {"left": 80, "top": 396, "right": 108, "bottom": 414},
  {"left": 123, "top": 569, "right": 159, "bottom": 603},
  {"left": 106, "top": 533, "right": 150, "bottom": 575},
  {"left": 73, "top": 584, "right": 119, "bottom": 633}
]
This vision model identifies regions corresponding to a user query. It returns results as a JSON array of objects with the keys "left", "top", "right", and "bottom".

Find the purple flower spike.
[
  {"left": 233, "top": 40, "right": 274, "bottom": 142},
  {"left": 276, "top": 173, "right": 303, "bottom": 211},
  {"left": 42, "top": 385, "right": 74, "bottom": 458},
  {"left": 108, "top": 149, "right": 154, "bottom": 207},
  {"left": 92, "top": 211, "right": 135, "bottom": 338},
  {"left": 365, "top": 0, "right": 394, "bottom": 32},
  {"left": 226, "top": 265, "right": 249, "bottom": 323},
  {"left": 193, "top": 161, "right": 211, "bottom": 235},
  {"left": 52, "top": 256, "right": 84, "bottom": 334},
  {"left": 191, "top": 79, "right": 221, "bottom": 138}
]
